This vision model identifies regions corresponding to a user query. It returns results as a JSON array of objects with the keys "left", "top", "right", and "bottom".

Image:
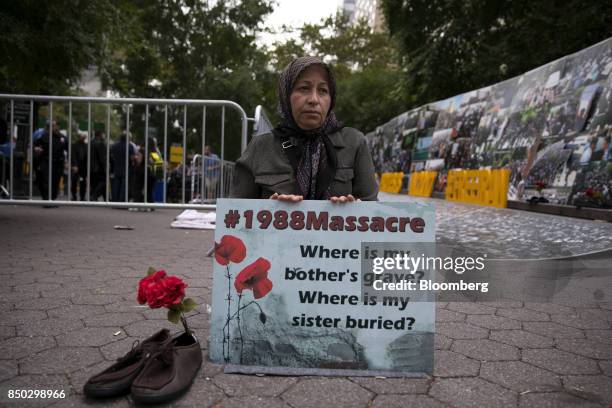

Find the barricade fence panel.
[
  {"left": 444, "top": 169, "right": 510, "bottom": 208},
  {"left": 408, "top": 171, "right": 437, "bottom": 198},
  {"left": 0, "top": 94, "right": 250, "bottom": 210}
]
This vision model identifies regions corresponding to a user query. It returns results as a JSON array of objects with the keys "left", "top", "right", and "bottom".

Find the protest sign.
[{"left": 210, "top": 199, "right": 435, "bottom": 376}]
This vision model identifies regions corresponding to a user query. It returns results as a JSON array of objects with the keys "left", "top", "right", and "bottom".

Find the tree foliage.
[
  {"left": 0, "top": 0, "right": 118, "bottom": 94},
  {"left": 381, "top": 0, "right": 612, "bottom": 108}
]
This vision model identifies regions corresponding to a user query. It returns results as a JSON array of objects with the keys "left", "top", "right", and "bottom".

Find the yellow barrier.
[
  {"left": 408, "top": 171, "right": 437, "bottom": 197},
  {"left": 379, "top": 172, "right": 404, "bottom": 193},
  {"left": 445, "top": 169, "right": 509, "bottom": 208}
]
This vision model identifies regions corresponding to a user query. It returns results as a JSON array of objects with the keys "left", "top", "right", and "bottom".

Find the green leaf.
[
  {"left": 167, "top": 308, "right": 181, "bottom": 324},
  {"left": 147, "top": 267, "right": 156, "bottom": 276},
  {"left": 182, "top": 298, "right": 198, "bottom": 313}
]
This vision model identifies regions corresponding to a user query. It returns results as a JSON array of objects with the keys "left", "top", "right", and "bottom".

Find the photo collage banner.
[{"left": 366, "top": 38, "right": 612, "bottom": 208}]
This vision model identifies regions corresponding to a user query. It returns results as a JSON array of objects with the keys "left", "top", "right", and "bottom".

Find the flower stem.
[{"left": 180, "top": 313, "right": 190, "bottom": 334}]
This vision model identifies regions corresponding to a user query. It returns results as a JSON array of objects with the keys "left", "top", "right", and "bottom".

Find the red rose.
[
  {"left": 585, "top": 187, "right": 594, "bottom": 197},
  {"left": 137, "top": 271, "right": 187, "bottom": 309},
  {"left": 159, "top": 276, "right": 187, "bottom": 307},
  {"left": 215, "top": 235, "right": 247, "bottom": 265},
  {"left": 234, "top": 257, "right": 273, "bottom": 299},
  {"left": 137, "top": 270, "right": 167, "bottom": 305}
]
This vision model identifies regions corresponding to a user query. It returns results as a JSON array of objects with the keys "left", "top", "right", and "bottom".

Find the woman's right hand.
[{"left": 270, "top": 192, "right": 303, "bottom": 202}]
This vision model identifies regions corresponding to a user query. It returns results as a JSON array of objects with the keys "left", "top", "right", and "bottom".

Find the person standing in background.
[
  {"left": 110, "top": 131, "right": 135, "bottom": 202},
  {"left": 203, "top": 145, "right": 220, "bottom": 199},
  {"left": 90, "top": 130, "right": 107, "bottom": 201},
  {"left": 71, "top": 131, "right": 88, "bottom": 201},
  {"left": 33, "top": 120, "right": 67, "bottom": 201}
]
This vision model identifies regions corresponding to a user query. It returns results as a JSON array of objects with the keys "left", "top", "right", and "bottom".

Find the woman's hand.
[
  {"left": 270, "top": 192, "right": 303, "bottom": 202},
  {"left": 330, "top": 194, "right": 360, "bottom": 203}
]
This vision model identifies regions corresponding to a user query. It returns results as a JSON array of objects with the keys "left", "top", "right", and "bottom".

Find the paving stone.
[
  {"left": 123, "top": 320, "right": 173, "bottom": 338},
  {"left": 522, "top": 349, "right": 600, "bottom": 375},
  {"left": 214, "top": 396, "right": 291, "bottom": 408},
  {"left": 0, "top": 292, "right": 41, "bottom": 303},
  {"left": 82, "top": 312, "right": 143, "bottom": 328},
  {"left": 13, "top": 283, "right": 63, "bottom": 294},
  {"left": 429, "top": 377, "right": 517, "bottom": 408},
  {"left": 466, "top": 314, "right": 521, "bottom": 330},
  {"left": 584, "top": 329, "right": 612, "bottom": 345},
  {"left": 447, "top": 302, "right": 496, "bottom": 315},
  {"left": 17, "top": 318, "right": 84, "bottom": 337},
  {"left": 0, "top": 360, "right": 18, "bottom": 382},
  {"left": 436, "top": 309, "right": 466, "bottom": 322},
  {"left": 434, "top": 350, "right": 480, "bottom": 377},
  {"left": 371, "top": 394, "right": 449, "bottom": 408},
  {"left": 489, "top": 329, "right": 554, "bottom": 348},
  {"left": 20, "top": 347, "right": 104, "bottom": 375},
  {"left": 56, "top": 327, "right": 127, "bottom": 347},
  {"left": 0, "top": 336, "right": 56, "bottom": 359},
  {"left": 13, "top": 298, "right": 71, "bottom": 310},
  {"left": 551, "top": 310, "right": 611, "bottom": 330},
  {"left": 496, "top": 308, "right": 550, "bottom": 322},
  {"left": 555, "top": 338, "right": 612, "bottom": 360},
  {"left": 349, "top": 377, "right": 430, "bottom": 394},
  {"left": 523, "top": 322, "right": 585, "bottom": 339},
  {"left": 281, "top": 378, "right": 373, "bottom": 408},
  {"left": 451, "top": 339, "right": 519, "bottom": 361},
  {"left": 434, "top": 334, "right": 453, "bottom": 350},
  {"left": 519, "top": 392, "right": 602, "bottom": 408},
  {"left": 47, "top": 305, "right": 106, "bottom": 320},
  {"left": 0, "top": 310, "right": 47, "bottom": 326},
  {"left": 213, "top": 374, "right": 297, "bottom": 397},
  {"left": 0, "top": 326, "right": 15, "bottom": 341},
  {"left": 524, "top": 303, "right": 575, "bottom": 315},
  {"left": 478, "top": 300, "right": 524, "bottom": 309},
  {"left": 69, "top": 293, "right": 124, "bottom": 306},
  {"left": 563, "top": 375, "right": 612, "bottom": 406},
  {"left": 599, "top": 360, "right": 612, "bottom": 376},
  {"left": 54, "top": 394, "right": 132, "bottom": 407},
  {"left": 435, "top": 322, "right": 489, "bottom": 340},
  {"left": 480, "top": 361, "right": 561, "bottom": 392}
]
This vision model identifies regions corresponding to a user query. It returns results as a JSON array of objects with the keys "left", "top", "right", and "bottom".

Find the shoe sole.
[
  {"left": 131, "top": 366, "right": 200, "bottom": 404},
  {"left": 83, "top": 383, "right": 131, "bottom": 399}
]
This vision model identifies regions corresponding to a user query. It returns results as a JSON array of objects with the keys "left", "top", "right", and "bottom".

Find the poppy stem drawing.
[
  {"left": 236, "top": 293, "right": 244, "bottom": 364},
  {"left": 223, "top": 265, "right": 232, "bottom": 362}
]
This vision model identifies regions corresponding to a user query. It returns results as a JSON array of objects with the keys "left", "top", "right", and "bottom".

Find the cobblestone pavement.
[{"left": 0, "top": 200, "right": 611, "bottom": 408}]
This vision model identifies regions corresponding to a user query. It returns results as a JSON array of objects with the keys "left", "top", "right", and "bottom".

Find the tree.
[
  {"left": 0, "top": 0, "right": 119, "bottom": 94},
  {"left": 99, "top": 0, "right": 274, "bottom": 160},
  {"left": 269, "top": 14, "right": 407, "bottom": 133},
  {"left": 381, "top": 0, "right": 612, "bottom": 108}
]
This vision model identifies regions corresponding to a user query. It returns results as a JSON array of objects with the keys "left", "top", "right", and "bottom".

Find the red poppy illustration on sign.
[
  {"left": 215, "top": 235, "right": 246, "bottom": 265},
  {"left": 214, "top": 235, "right": 271, "bottom": 363},
  {"left": 234, "top": 258, "right": 273, "bottom": 299}
]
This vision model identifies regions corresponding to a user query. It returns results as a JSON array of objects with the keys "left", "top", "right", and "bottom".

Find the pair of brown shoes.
[{"left": 83, "top": 329, "right": 202, "bottom": 404}]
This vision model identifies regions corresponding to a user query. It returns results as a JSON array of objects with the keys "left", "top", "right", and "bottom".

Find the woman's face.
[{"left": 290, "top": 65, "right": 331, "bottom": 130}]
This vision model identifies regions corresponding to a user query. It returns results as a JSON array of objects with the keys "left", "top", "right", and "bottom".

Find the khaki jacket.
[{"left": 230, "top": 127, "right": 378, "bottom": 200}]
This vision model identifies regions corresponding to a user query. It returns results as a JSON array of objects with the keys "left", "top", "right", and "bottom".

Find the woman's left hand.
[{"left": 330, "top": 194, "right": 360, "bottom": 203}]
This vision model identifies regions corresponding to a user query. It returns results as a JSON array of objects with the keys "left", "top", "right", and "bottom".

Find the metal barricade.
[
  {"left": 252, "top": 105, "right": 273, "bottom": 137},
  {"left": 0, "top": 94, "right": 249, "bottom": 209},
  {"left": 190, "top": 154, "right": 235, "bottom": 204}
]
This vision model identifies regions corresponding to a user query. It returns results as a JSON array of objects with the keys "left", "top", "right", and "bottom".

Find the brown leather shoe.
[
  {"left": 131, "top": 332, "right": 203, "bottom": 404},
  {"left": 83, "top": 329, "right": 171, "bottom": 398}
]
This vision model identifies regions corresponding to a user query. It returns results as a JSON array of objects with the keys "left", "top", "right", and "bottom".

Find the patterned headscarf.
[{"left": 277, "top": 56, "right": 342, "bottom": 134}]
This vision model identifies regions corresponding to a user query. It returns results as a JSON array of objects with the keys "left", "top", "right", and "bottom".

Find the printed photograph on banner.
[{"left": 209, "top": 199, "right": 436, "bottom": 375}]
